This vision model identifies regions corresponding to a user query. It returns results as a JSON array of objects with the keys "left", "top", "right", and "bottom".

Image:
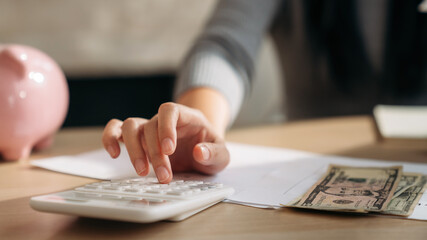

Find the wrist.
[{"left": 177, "top": 87, "right": 229, "bottom": 137}]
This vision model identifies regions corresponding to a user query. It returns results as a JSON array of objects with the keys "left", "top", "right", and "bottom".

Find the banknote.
[
  {"left": 383, "top": 175, "right": 427, "bottom": 216},
  {"left": 290, "top": 165, "right": 402, "bottom": 212},
  {"left": 392, "top": 173, "right": 422, "bottom": 198}
]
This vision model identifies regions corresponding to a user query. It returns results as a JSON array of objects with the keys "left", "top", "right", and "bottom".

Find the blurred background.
[
  {"left": 1, "top": 0, "right": 426, "bottom": 128},
  {"left": 0, "top": 0, "right": 284, "bottom": 128}
]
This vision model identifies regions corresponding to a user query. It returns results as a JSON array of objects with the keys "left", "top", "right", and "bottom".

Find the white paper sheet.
[{"left": 31, "top": 142, "right": 427, "bottom": 220}]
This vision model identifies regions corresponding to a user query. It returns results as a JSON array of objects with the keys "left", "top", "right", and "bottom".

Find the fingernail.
[
  {"left": 156, "top": 166, "right": 170, "bottom": 182},
  {"left": 161, "top": 138, "right": 174, "bottom": 154},
  {"left": 107, "top": 146, "right": 116, "bottom": 157},
  {"left": 200, "top": 145, "right": 210, "bottom": 161},
  {"left": 135, "top": 159, "right": 146, "bottom": 175}
]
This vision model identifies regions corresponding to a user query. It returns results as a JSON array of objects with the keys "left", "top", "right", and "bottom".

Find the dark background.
[{"left": 63, "top": 74, "right": 174, "bottom": 127}]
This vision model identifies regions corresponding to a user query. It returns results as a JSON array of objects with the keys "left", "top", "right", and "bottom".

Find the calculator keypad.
[{"left": 74, "top": 178, "right": 223, "bottom": 200}]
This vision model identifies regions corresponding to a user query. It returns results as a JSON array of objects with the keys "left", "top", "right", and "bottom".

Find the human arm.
[
  {"left": 175, "top": 0, "right": 282, "bottom": 126},
  {"left": 102, "top": 0, "right": 281, "bottom": 183}
]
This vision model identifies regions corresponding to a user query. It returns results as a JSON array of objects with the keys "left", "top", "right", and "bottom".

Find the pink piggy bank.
[{"left": 0, "top": 44, "right": 69, "bottom": 160}]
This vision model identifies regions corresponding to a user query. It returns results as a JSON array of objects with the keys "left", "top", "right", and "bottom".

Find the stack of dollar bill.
[{"left": 285, "top": 165, "right": 427, "bottom": 216}]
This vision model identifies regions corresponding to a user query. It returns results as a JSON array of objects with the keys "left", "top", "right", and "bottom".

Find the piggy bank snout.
[{"left": 0, "top": 44, "right": 69, "bottom": 161}]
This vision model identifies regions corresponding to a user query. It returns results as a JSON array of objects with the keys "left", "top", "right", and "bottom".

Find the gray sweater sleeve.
[{"left": 174, "top": 0, "right": 281, "bottom": 124}]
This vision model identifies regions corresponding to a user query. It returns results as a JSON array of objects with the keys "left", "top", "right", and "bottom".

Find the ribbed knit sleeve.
[{"left": 174, "top": 0, "right": 281, "bottom": 125}]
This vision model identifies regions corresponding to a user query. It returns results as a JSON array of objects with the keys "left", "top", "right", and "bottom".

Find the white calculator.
[{"left": 30, "top": 177, "right": 234, "bottom": 223}]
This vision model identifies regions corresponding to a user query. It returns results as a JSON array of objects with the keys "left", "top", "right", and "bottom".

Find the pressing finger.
[
  {"left": 144, "top": 117, "right": 173, "bottom": 183},
  {"left": 121, "top": 118, "right": 150, "bottom": 176},
  {"left": 157, "top": 102, "right": 179, "bottom": 155}
]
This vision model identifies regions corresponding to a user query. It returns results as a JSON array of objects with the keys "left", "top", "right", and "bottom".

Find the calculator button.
[
  {"left": 167, "top": 190, "right": 192, "bottom": 196},
  {"left": 142, "top": 198, "right": 163, "bottom": 203},
  {"left": 198, "top": 184, "right": 220, "bottom": 189},
  {"left": 130, "top": 178, "right": 157, "bottom": 183},
  {"left": 167, "top": 191, "right": 184, "bottom": 196},
  {"left": 122, "top": 196, "right": 143, "bottom": 201},
  {"left": 102, "top": 186, "right": 121, "bottom": 191},
  {"left": 187, "top": 181, "right": 204, "bottom": 185},
  {"left": 124, "top": 188, "right": 140, "bottom": 193},
  {"left": 191, "top": 188, "right": 201, "bottom": 193},
  {"left": 146, "top": 189, "right": 166, "bottom": 194},
  {"left": 75, "top": 187, "right": 95, "bottom": 191},
  {"left": 86, "top": 182, "right": 102, "bottom": 186},
  {"left": 137, "top": 186, "right": 152, "bottom": 191},
  {"left": 101, "top": 194, "right": 122, "bottom": 199}
]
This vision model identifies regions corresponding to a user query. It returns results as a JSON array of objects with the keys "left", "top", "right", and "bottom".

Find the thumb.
[{"left": 192, "top": 142, "right": 230, "bottom": 175}]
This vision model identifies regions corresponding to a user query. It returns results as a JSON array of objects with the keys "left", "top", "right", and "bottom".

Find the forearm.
[
  {"left": 174, "top": 0, "right": 281, "bottom": 131},
  {"left": 174, "top": 42, "right": 245, "bottom": 136},
  {"left": 177, "top": 87, "right": 229, "bottom": 138}
]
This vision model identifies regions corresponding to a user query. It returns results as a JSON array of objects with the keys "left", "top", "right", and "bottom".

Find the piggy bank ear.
[{"left": 0, "top": 46, "right": 26, "bottom": 80}]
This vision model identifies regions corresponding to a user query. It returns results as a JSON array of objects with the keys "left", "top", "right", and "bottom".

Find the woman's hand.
[{"left": 102, "top": 102, "right": 230, "bottom": 183}]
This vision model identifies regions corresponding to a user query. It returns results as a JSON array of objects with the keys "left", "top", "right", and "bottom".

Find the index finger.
[{"left": 157, "top": 102, "right": 179, "bottom": 155}]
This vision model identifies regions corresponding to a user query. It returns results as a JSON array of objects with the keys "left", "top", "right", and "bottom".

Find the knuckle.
[
  {"left": 145, "top": 118, "right": 157, "bottom": 129},
  {"left": 158, "top": 102, "right": 177, "bottom": 114},
  {"left": 150, "top": 114, "right": 159, "bottom": 122},
  {"left": 103, "top": 121, "right": 121, "bottom": 141},
  {"left": 105, "top": 118, "right": 121, "bottom": 128},
  {"left": 122, "top": 117, "right": 139, "bottom": 129},
  {"left": 109, "top": 118, "right": 122, "bottom": 124}
]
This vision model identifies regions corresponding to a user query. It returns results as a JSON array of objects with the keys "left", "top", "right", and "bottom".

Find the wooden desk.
[{"left": 1, "top": 116, "right": 426, "bottom": 239}]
